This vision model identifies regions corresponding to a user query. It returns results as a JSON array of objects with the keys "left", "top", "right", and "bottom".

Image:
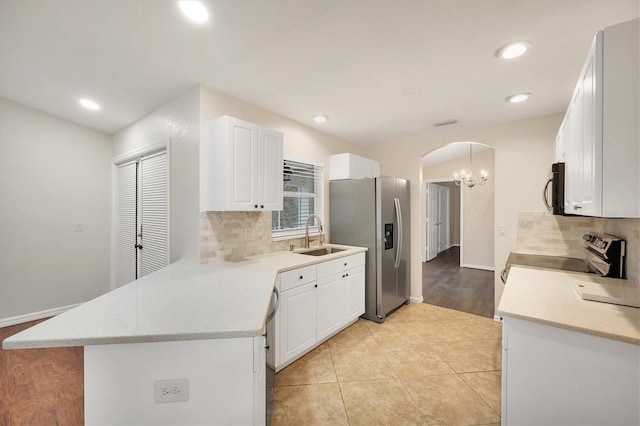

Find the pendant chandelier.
[{"left": 453, "top": 144, "right": 488, "bottom": 188}]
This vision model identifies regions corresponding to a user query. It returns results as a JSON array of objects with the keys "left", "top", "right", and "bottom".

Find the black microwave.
[{"left": 544, "top": 162, "right": 565, "bottom": 215}]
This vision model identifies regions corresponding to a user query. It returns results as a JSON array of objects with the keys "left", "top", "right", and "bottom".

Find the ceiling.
[{"left": 0, "top": 1, "right": 638, "bottom": 146}]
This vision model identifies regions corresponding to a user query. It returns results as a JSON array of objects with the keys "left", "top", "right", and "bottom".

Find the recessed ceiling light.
[
  {"left": 79, "top": 98, "right": 100, "bottom": 111},
  {"left": 313, "top": 115, "right": 328, "bottom": 123},
  {"left": 506, "top": 93, "right": 531, "bottom": 103},
  {"left": 178, "top": 1, "right": 209, "bottom": 23},
  {"left": 496, "top": 41, "right": 532, "bottom": 59}
]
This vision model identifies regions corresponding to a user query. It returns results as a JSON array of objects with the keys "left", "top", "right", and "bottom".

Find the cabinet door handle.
[
  {"left": 314, "top": 284, "right": 318, "bottom": 288},
  {"left": 260, "top": 205, "right": 264, "bottom": 209},
  {"left": 574, "top": 205, "right": 582, "bottom": 210},
  {"left": 254, "top": 204, "right": 258, "bottom": 208},
  {"left": 345, "top": 273, "right": 349, "bottom": 277},
  {"left": 344, "top": 262, "right": 347, "bottom": 266},
  {"left": 299, "top": 275, "right": 303, "bottom": 280}
]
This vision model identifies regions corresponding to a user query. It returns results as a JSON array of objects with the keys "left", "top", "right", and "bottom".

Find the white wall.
[
  {"left": 424, "top": 149, "right": 495, "bottom": 268},
  {"left": 369, "top": 113, "right": 562, "bottom": 311},
  {"left": 0, "top": 98, "right": 112, "bottom": 323},
  {"left": 112, "top": 87, "right": 201, "bottom": 268},
  {"left": 199, "top": 85, "right": 368, "bottom": 242}
]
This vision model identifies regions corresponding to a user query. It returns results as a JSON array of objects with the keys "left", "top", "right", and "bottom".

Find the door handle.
[
  {"left": 394, "top": 198, "right": 402, "bottom": 269},
  {"left": 135, "top": 244, "right": 143, "bottom": 250}
]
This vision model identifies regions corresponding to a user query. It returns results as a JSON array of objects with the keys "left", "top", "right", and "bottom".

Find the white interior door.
[
  {"left": 115, "top": 150, "right": 168, "bottom": 287},
  {"left": 116, "top": 161, "right": 138, "bottom": 287},
  {"left": 438, "top": 186, "right": 450, "bottom": 252},
  {"left": 138, "top": 151, "right": 169, "bottom": 278},
  {"left": 426, "top": 182, "right": 439, "bottom": 261}
]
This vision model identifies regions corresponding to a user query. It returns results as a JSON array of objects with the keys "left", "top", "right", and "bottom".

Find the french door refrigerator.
[{"left": 330, "top": 176, "right": 410, "bottom": 323}]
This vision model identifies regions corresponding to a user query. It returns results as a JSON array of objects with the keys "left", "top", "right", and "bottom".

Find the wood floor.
[
  {"left": 422, "top": 246, "right": 495, "bottom": 318},
  {"left": 0, "top": 319, "right": 83, "bottom": 425}
]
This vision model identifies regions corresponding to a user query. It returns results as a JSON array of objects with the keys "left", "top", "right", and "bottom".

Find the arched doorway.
[{"left": 421, "top": 142, "right": 495, "bottom": 318}]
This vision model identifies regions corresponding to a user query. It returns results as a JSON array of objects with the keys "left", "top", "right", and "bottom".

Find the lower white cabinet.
[
  {"left": 501, "top": 317, "right": 640, "bottom": 426},
  {"left": 279, "top": 282, "right": 317, "bottom": 364},
  {"left": 270, "top": 252, "right": 365, "bottom": 371},
  {"left": 344, "top": 265, "right": 365, "bottom": 323},
  {"left": 316, "top": 274, "right": 346, "bottom": 341}
]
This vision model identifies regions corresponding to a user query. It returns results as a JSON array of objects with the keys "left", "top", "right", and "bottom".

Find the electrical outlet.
[
  {"left": 498, "top": 225, "right": 507, "bottom": 236},
  {"left": 73, "top": 223, "right": 84, "bottom": 232},
  {"left": 154, "top": 379, "right": 189, "bottom": 403}
]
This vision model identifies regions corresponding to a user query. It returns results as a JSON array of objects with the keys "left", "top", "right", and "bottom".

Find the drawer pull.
[
  {"left": 314, "top": 284, "right": 318, "bottom": 288},
  {"left": 346, "top": 273, "right": 349, "bottom": 277},
  {"left": 344, "top": 262, "right": 347, "bottom": 266},
  {"left": 299, "top": 275, "right": 303, "bottom": 280}
]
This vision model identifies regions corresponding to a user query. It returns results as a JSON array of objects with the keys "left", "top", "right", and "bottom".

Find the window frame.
[{"left": 271, "top": 158, "right": 324, "bottom": 241}]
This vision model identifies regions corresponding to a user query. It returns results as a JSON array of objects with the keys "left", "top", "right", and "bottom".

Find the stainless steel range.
[{"left": 502, "top": 232, "right": 626, "bottom": 284}]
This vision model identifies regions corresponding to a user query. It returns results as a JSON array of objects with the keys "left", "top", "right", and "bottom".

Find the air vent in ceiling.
[{"left": 433, "top": 119, "right": 458, "bottom": 127}]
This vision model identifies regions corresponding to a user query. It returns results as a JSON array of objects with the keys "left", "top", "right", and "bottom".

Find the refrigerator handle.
[{"left": 394, "top": 197, "right": 402, "bottom": 269}]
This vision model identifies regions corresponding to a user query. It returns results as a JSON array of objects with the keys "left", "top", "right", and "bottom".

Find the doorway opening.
[{"left": 421, "top": 142, "right": 495, "bottom": 318}]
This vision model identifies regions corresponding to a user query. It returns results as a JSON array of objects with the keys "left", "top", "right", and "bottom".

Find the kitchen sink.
[{"left": 298, "top": 247, "right": 346, "bottom": 256}]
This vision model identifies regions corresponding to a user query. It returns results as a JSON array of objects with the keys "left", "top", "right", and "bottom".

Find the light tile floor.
[{"left": 271, "top": 302, "right": 502, "bottom": 426}]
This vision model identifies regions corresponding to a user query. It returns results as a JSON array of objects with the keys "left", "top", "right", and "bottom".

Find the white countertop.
[
  {"left": 3, "top": 244, "right": 366, "bottom": 349},
  {"left": 498, "top": 267, "right": 640, "bottom": 345}
]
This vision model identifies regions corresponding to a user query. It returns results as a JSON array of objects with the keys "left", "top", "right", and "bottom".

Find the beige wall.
[
  {"left": 424, "top": 149, "right": 495, "bottom": 268},
  {"left": 0, "top": 98, "right": 112, "bottom": 323},
  {"left": 199, "top": 85, "right": 368, "bottom": 261},
  {"left": 368, "top": 113, "right": 563, "bottom": 312}
]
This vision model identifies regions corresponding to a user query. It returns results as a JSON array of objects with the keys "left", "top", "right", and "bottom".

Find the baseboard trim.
[
  {"left": 0, "top": 303, "right": 82, "bottom": 328},
  {"left": 494, "top": 315, "right": 503, "bottom": 323},
  {"left": 409, "top": 296, "right": 424, "bottom": 304},
  {"left": 462, "top": 263, "right": 495, "bottom": 272}
]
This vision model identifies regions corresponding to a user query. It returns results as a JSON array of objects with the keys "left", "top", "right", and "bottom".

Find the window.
[{"left": 272, "top": 159, "right": 323, "bottom": 239}]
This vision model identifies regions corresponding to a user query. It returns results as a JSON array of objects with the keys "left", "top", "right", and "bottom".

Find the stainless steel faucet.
[{"left": 304, "top": 214, "right": 324, "bottom": 248}]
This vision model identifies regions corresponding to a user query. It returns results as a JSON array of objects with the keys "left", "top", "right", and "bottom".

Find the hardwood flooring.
[
  {"left": 422, "top": 246, "right": 495, "bottom": 318},
  {"left": 0, "top": 319, "right": 83, "bottom": 425}
]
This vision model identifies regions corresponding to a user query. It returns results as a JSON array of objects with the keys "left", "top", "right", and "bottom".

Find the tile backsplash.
[
  {"left": 516, "top": 212, "right": 639, "bottom": 286},
  {"left": 200, "top": 211, "right": 308, "bottom": 262}
]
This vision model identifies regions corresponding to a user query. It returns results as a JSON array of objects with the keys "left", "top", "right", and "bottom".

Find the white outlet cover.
[{"left": 153, "top": 378, "right": 189, "bottom": 403}]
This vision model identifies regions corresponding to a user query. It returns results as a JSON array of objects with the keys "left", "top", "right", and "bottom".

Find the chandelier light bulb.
[{"left": 453, "top": 145, "right": 489, "bottom": 188}]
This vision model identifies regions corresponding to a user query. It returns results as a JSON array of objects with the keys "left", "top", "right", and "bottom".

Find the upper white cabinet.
[
  {"left": 201, "top": 115, "right": 283, "bottom": 212},
  {"left": 561, "top": 18, "right": 639, "bottom": 217}
]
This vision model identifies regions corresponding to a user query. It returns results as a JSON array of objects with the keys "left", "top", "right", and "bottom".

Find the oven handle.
[
  {"left": 543, "top": 178, "right": 552, "bottom": 212},
  {"left": 266, "top": 287, "right": 280, "bottom": 322},
  {"left": 500, "top": 268, "right": 508, "bottom": 284}
]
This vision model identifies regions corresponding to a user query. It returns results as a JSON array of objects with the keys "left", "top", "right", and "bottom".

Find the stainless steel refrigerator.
[{"left": 330, "top": 176, "right": 410, "bottom": 323}]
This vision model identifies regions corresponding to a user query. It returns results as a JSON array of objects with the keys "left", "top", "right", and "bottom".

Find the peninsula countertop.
[
  {"left": 498, "top": 266, "right": 640, "bottom": 345},
  {"left": 3, "top": 244, "right": 367, "bottom": 349}
]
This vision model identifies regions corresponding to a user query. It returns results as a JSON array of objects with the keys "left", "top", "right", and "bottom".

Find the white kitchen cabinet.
[
  {"left": 344, "top": 265, "right": 365, "bottom": 324},
  {"left": 560, "top": 18, "right": 639, "bottom": 217},
  {"left": 329, "top": 153, "right": 380, "bottom": 180},
  {"left": 501, "top": 317, "right": 639, "bottom": 426},
  {"left": 278, "top": 281, "right": 317, "bottom": 366},
  {"left": 201, "top": 115, "right": 283, "bottom": 212},
  {"left": 316, "top": 274, "right": 346, "bottom": 341},
  {"left": 270, "top": 253, "right": 366, "bottom": 371}
]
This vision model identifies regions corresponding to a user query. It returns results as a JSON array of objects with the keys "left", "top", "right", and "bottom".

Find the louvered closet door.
[
  {"left": 138, "top": 151, "right": 168, "bottom": 278},
  {"left": 116, "top": 162, "right": 138, "bottom": 287}
]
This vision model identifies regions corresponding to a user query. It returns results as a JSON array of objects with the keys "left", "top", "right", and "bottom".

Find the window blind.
[{"left": 272, "top": 159, "right": 323, "bottom": 236}]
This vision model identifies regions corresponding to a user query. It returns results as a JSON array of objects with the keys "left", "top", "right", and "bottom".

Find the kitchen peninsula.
[
  {"left": 3, "top": 244, "right": 366, "bottom": 425},
  {"left": 498, "top": 266, "right": 640, "bottom": 425}
]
